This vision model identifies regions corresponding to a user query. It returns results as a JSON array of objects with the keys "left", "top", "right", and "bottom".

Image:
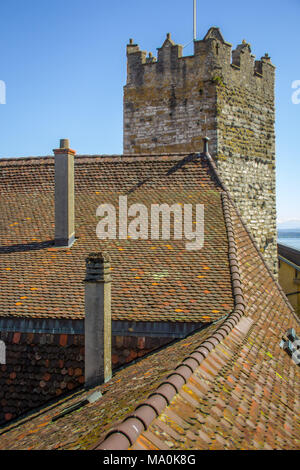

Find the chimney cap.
[
  {"left": 53, "top": 138, "right": 76, "bottom": 155},
  {"left": 85, "top": 252, "right": 111, "bottom": 283},
  {"left": 86, "top": 252, "right": 111, "bottom": 263}
]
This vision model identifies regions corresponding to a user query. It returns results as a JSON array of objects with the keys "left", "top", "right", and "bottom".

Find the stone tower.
[{"left": 123, "top": 27, "right": 277, "bottom": 275}]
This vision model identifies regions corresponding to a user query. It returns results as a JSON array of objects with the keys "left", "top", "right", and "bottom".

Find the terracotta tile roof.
[
  {"left": 0, "top": 331, "right": 85, "bottom": 424},
  {"left": 122, "top": 201, "right": 300, "bottom": 451},
  {"left": 278, "top": 243, "right": 300, "bottom": 269},
  {"left": 0, "top": 323, "right": 219, "bottom": 450},
  {"left": 0, "top": 189, "right": 299, "bottom": 450},
  {"left": 0, "top": 153, "right": 233, "bottom": 322}
]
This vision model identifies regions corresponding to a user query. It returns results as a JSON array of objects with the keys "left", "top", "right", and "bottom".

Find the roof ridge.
[
  {"left": 0, "top": 156, "right": 53, "bottom": 165},
  {"left": 0, "top": 152, "right": 194, "bottom": 166},
  {"left": 93, "top": 192, "right": 246, "bottom": 450},
  {"left": 203, "top": 151, "right": 299, "bottom": 325}
]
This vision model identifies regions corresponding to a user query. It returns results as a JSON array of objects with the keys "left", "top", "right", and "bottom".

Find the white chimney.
[{"left": 53, "top": 139, "right": 75, "bottom": 247}]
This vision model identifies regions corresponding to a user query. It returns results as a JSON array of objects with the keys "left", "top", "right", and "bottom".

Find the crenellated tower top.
[{"left": 126, "top": 27, "right": 275, "bottom": 95}]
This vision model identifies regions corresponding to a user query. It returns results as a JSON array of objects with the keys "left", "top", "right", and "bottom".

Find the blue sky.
[{"left": 0, "top": 0, "right": 299, "bottom": 223}]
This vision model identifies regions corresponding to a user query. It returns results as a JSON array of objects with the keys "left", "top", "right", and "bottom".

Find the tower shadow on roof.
[
  {"left": 166, "top": 153, "right": 200, "bottom": 176},
  {"left": 125, "top": 154, "right": 199, "bottom": 195},
  {"left": 0, "top": 240, "right": 55, "bottom": 254}
]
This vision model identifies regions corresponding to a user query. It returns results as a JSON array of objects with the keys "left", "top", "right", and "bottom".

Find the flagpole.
[{"left": 193, "top": 0, "right": 196, "bottom": 41}]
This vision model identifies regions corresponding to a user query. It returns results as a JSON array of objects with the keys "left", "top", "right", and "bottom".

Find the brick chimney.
[
  {"left": 84, "top": 252, "right": 112, "bottom": 388},
  {"left": 53, "top": 139, "right": 75, "bottom": 247}
]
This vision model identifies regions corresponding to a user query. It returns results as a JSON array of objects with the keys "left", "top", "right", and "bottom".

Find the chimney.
[
  {"left": 53, "top": 139, "right": 75, "bottom": 247},
  {"left": 84, "top": 252, "right": 112, "bottom": 388}
]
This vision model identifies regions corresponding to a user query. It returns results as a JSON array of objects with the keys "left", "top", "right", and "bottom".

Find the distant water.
[{"left": 278, "top": 230, "right": 300, "bottom": 250}]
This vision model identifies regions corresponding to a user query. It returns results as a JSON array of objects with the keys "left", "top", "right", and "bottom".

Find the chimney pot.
[{"left": 60, "top": 138, "right": 70, "bottom": 149}]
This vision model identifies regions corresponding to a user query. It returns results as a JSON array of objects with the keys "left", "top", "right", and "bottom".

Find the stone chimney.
[
  {"left": 53, "top": 139, "right": 75, "bottom": 247},
  {"left": 84, "top": 252, "right": 112, "bottom": 388}
]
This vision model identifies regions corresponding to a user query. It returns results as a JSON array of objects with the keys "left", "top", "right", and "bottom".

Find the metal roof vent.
[
  {"left": 280, "top": 328, "right": 300, "bottom": 366},
  {"left": 52, "top": 390, "right": 103, "bottom": 422}
]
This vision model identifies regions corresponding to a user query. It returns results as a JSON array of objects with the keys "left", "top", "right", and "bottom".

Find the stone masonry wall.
[
  {"left": 123, "top": 28, "right": 277, "bottom": 274},
  {"left": 215, "top": 76, "right": 277, "bottom": 273}
]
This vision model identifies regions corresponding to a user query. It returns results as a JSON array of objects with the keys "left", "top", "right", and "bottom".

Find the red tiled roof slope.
[
  {"left": 0, "top": 154, "right": 233, "bottom": 322},
  {"left": 0, "top": 323, "right": 220, "bottom": 450},
  {"left": 0, "top": 193, "right": 299, "bottom": 450},
  {"left": 120, "top": 200, "right": 300, "bottom": 450}
]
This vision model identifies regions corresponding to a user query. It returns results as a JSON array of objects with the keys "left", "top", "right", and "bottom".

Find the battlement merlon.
[
  {"left": 156, "top": 32, "right": 183, "bottom": 63},
  {"left": 125, "top": 28, "right": 275, "bottom": 89}
]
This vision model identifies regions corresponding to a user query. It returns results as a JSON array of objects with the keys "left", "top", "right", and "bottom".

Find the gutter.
[{"left": 278, "top": 254, "right": 300, "bottom": 273}]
